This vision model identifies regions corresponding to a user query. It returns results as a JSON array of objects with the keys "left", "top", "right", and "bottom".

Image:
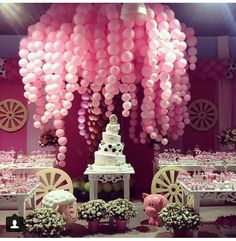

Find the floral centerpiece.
[
  {"left": 215, "top": 215, "right": 236, "bottom": 236},
  {"left": 107, "top": 198, "right": 137, "bottom": 232},
  {"left": 78, "top": 199, "right": 107, "bottom": 233},
  {"left": 217, "top": 128, "right": 236, "bottom": 148},
  {"left": 159, "top": 203, "right": 201, "bottom": 237},
  {"left": 39, "top": 129, "right": 58, "bottom": 147},
  {"left": 25, "top": 207, "right": 66, "bottom": 237}
]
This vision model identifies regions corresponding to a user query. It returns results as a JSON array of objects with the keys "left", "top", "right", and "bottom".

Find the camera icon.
[{"left": 6, "top": 214, "right": 24, "bottom": 232}]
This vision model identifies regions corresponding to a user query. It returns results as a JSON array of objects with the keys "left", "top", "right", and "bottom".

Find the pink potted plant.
[
  {"left": 78, "top": 199, "right": 107, "bottom": 233},
  {"left": 107, "top": 198, "right": 137, "bottom": 232},
  {"left": 215, "top": 215, "right": 236, "bottom": 236}
]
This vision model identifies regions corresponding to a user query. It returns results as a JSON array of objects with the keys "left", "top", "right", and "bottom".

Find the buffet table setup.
[
  {"left": 0, "top": 150, "right": 55, "bottom": 173},
  {"left": 0, "top": 149, "right": 56, "bottom": 210},
  {"left": 0, "top": 170, "right": 41, "bottom": 237},
  {"left": 154, "top": 148, "right": 236, "bottom": 172},
  {"left": 178, "top": 171, "right": 236, "bottom": 237},
  {"left": 151, "top": 148, "right": 236, "bottom": 205},
  {"left": 0, "top": 170, "right": 40, "bottom": 215}
]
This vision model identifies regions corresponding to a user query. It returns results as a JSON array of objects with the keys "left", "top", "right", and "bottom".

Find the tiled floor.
[{"left": 0, "top": 202, "right": 236, "bottom": 238}]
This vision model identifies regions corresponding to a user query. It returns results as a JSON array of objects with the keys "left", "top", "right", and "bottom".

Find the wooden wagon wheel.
[
  {"left": 151, "top": 166, "right": 186, "bottom": 203},
  {"left": 189, "top": 99, "right": 218, "bottom": 131},
  {"left": 35, "top": 168, "right": 73, "bottom": 207},
  {"left": 0, "top": 98, "right": 27, "bottom": 132}
]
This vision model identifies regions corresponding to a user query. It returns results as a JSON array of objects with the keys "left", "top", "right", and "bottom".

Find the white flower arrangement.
[
  {"left": 159, "top": 203, "right": 201, "bottom": 232},
  {"left": 78, "top": 199, "right": 107, "bottom": 221},
  {"left": 107, "top": 198, "right": 137, "bottom": 221},
  {"left": 25, "top": 207, "right": 66, "bottom": 237}
]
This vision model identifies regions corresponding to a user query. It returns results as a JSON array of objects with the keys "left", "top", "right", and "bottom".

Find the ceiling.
[{"left": 1, "top": 3, "right": 236, "bottom": 36}]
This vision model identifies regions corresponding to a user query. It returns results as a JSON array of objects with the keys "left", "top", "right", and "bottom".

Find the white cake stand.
[{"left": 84, "top": 165, "right": 135, "bottom": 201}]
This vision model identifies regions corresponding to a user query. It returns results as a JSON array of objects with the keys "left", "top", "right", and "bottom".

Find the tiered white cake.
[{"left": 89, "top": 114, "right": 133, "bottom": 172}]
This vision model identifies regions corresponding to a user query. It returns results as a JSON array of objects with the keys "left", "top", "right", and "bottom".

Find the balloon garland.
[{"left": 19, "top": 3, "right": 197, "bottom": 166}]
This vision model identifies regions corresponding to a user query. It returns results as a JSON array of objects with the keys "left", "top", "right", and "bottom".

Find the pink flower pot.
[
  {"left": 173, "top": 229, "right": 187, "bottom": 237},
  {"left": 116, "top": 219, "right": 127, "bottom": 232},
  {"left": 88, "top": 220, "right": 100, "bottom": 233},
  {"left": 228, "top": 144, "right": 235, "bottom": 150}
]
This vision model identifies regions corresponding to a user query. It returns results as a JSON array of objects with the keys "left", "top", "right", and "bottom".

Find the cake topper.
[{"left": 109, "top": 114, "right": 118, "bottom": 124}]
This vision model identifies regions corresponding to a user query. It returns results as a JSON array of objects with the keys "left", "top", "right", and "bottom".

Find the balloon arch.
[{"left": 19, "top": 3, "right": 197, "bottom": 167}]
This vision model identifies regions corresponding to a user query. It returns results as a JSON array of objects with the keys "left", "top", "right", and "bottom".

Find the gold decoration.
[
  {"left": 35, "top": 168, "right": 73, "bottom": 207},
  {"left": 0, "top": 98, "right": 27, "bottom": 132},
  {"left": 189, "top": 99, "right": 218, "bottom": 131}
]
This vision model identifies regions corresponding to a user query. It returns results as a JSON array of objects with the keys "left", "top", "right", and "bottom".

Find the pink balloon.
[
  {"left": 110, "top": 66, "right": 120, "bottom": 76},
  {"left": 188, "top": 47, "right": 197, "bottom": 56},
  {"left": 78, "top": 115, "right": 86, "bottom": 124},
  {"left": 54, "top": 120, "right": 64, "bottom": 129},
  {"left": 122, "top": 110, "right": 130, "bottom": 117},
  {"left": 56, "top": 129, "right": 65, "bottom": 137},
  {"left": 107, "top": 44, "right": 120, "bottom": 55},
  {"left": 187, "top": 36, "right": 197, "bottom": 47},
  {"left": 63, "top": 100, "right": 72, "bottom": 109},
  {"left": 58, "top": 137, "right": 67, "bottom": 146},
  {"left": 121, "top": 51, "right": 133, "bottom": 62},
  {"left": 158, "top": 21, "right": 169, "bottom": 30},
  {"left": 122, "top": 93, "right": 131, "bottom": 102},
  {"left": 32, "top": 30, "right": 44, "bottom": 41},
  {"left": 108, "top": 19, "right": 120, "bottom": 32},
  {"left": 33, "top": 121, "right": 41, "bottom": 128},
  {"left": 123, "top": 101, "right": 132, "bottom": 110},
  {"left": 150, "top": 132, "right": 157, "bottom": 139},
  {"left": 78, "top": 123, "right": 85, "bottom": 130},
  {"left": 29, "top": 94, "right": 37, "bottom": 102},
  {"left": 161, "top": 138, "right": 168, "bottom": 145},
  {"left": 59, "top": 160, "right": 66, "bottom": 167},
  {"left": 162, "top": 62, "right": 173, "bottom": 72},
  {"left": 57, "top": 153, "right": 65, "bottom": 161},
  {"left": 59, "top": 146, "right": 67, "bottom": 154}
]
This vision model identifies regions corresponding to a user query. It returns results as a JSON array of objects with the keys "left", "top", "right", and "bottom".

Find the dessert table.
[
  {"left": 84, "top": 166, "right": 135, "bottom": 201},
  {"left": 0, "top": 165, "right": 54, "bottom": 174},
  {"left": 0, "top": 184, "right": 39, "bottom": 237},
  {"left": 153, "top": 149, "right": 236, "bottom": 173},
  {"left": 179, "top": 180, "right": 236, "bottom": 237},
  {"left": 0, "top": 185, "right": 39, "bottom": 218},
  {"left": 152, "top": 148, "right": 236, "bottom": 204},
  {"left": 0, "top": 151, "right": 55, "bottom": 174},
  {"left": 157, "top": 163, "right": 236, "bottom": 172}
]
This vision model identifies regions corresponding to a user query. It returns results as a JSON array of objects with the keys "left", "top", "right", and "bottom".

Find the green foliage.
[
  {"left": 107, "top": 198, "right": 137, "bottom": 221},
  {"left": 78, "top": 199, "right": 107, "bottom": 221},
  {"left": 159, "top": 203, "right": 201, "bottom": 231},
  {"left": 25, "top": 207, "right": 66, "bottom": 237}
]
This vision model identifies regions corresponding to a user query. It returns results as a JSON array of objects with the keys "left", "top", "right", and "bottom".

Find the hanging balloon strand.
[{"left": 19, "top": 3, "right": 197, "bottom": 166}]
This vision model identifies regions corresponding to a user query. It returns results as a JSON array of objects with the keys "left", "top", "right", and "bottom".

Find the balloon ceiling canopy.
[{"left": 19, "top": 3, "right": 197, "bottom": 167}]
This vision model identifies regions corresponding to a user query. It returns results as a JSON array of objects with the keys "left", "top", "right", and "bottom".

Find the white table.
[
  {"left": 0, "top": 185, "right": 38, "bottom": 237},
  {"left": 0, "top": 185, "right": 38, "bottom": 218},
  {"left": 154, "top": 161, "right": 236, "bottom": 173},
  {"left": 179, "top": 181, "right": 236, "bottom": 237},
  {"left": 84, "top": 166, "right": 135, "bottom": 200},
  {"left": 0, "top": 166, "right": 53, "bottom": 210},
  {"left": 0, "top": 164, "right": 54, "bottom": 174}
]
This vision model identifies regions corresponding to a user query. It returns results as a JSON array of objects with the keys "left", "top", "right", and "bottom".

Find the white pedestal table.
[{"left": 84, "top": 166, "right": 135, "bottom": 201}]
